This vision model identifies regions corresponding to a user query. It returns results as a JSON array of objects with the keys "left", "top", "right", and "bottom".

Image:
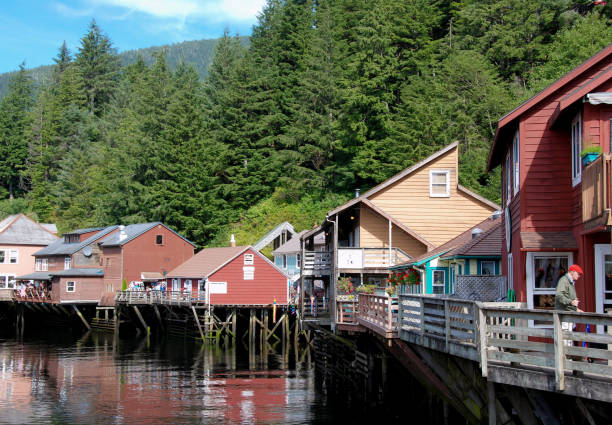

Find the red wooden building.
[
  {"left": 487, "top": 44, "right": 612, "bottom": 323},
  {"left": 166, "top": 246, "right": 290, "bottom": 306}
]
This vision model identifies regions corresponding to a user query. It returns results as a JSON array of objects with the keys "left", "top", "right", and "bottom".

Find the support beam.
[
  {"left": 132, "top": 306, "right": 149, "bottom": 334},
  {"left": 72, "top": 305, "right": 91, "bottom": 330},
  {"left": 192, "top": 306, "right": 205, "bottom": 342},
  {"left": 487, "top": 381, "right": 496, "bottom": 425},
  {"left": 153, "top": 305, "right": 163, "bottom": 328}
]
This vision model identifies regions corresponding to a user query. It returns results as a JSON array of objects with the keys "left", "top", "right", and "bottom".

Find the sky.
[{"left": 0, "top": 0, "right": 267, "bottom": 73}]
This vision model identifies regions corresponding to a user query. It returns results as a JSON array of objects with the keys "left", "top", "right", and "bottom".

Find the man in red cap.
[{"left": 555, "top": 264, "right": 583, "bottom": 312}]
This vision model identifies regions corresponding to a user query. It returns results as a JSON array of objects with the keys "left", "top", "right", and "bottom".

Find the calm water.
[{"left": 0, "top": 330, "right": 336, "bottom": 425}]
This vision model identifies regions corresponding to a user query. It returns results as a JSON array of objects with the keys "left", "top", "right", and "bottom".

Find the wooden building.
[
  {"left": 17, "top": 222, "right": 195, "bottom": 304},
  {"left": 487, "top": 43, "right": 612, "bottom": 321},
  {"left": 301, "top": 142, "right": 499, "bottom": 323},
  {"left": 166, "top": 246, "right": 290, "bottom": 306}
]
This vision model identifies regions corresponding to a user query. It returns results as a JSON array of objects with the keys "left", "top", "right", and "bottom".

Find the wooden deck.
[{"left": 336, "top": 293, "right": 612, "bottom": 403}]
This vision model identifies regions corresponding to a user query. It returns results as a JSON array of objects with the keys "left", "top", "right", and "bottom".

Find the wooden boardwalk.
[{"left": 336, "top": 293, "right": 612, "bottom": 404}]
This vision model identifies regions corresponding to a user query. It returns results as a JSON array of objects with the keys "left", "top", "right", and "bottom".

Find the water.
[{"left": 0, "top": 331, "right": 330, "bottom": 425}]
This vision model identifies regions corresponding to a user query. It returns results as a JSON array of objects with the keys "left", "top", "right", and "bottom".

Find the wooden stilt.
[
  {"left": 232, "top": 308, "right": 237, "bottom": 345},
  {"left": 72, "top": 305, "right": 91, "bottom": 330},
  {"left": 114, "top": 306, "right": 121, "bottom": 336},
  {"left": 153, "top": 305, "right": 163, "bottom": 329},
  {"left": 487, "top": 381, "right": 496, "bottom": 425},
  {"left": 192, "top": 306, "right": 205, "bottom": 342},
  {"left": 132, "top": 306, "right": 149, "bottom": 334}
]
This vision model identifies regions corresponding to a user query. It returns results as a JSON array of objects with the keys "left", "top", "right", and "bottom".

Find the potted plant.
[
  {"left": 356, "top": 284, "right": 377, "bottom": 295},
  {"left": 581, "top": 145, "right": 602, "bottom": 167},
  {"left": 337, "top": 276, "right": 355, "bottom": 295}
]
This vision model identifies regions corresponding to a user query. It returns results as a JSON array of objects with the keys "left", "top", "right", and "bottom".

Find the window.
[
  {"left": 571, "top": 113, "right": 582, "bottom": 187},
  {"left": 282, "top": 255, "right": 287, "bottom": 269},
  {"left": 106, "top": 257, "right": 111, "bottom": 267},
  {"left": 430, "top": 170, "right": 450, "bottom": 197},
  {"left": 507, "top": 254, "right": 514, "bottom": 292},
  {"left": 243, "top": 266, "right": 255, "bottom": 280},
  {"left": 481, "top": 261, "right": 496, "bottom": 275},
  {"left": 0, "top": 250, "right": 4, "bottom": 263},
  {"left": 0, "top": 274, "right": 16, "bottom": 289},
  {"left": 9, "top": 250, "right": 17, "bottom": 264},
  {"left": 296, "top": 253, "right": 301, "bottom": 269},
  {"left": 526, "top": 252, "right": 571, "bottom": 325},
  {"left": 36, "top": 258, "right": 48, "bottom": 271},
  {"left": 505, "top": 154, "right": 512, "bottom": 205},
  {"left": 432, "top": 270, "right": 445, "bottom": 294},
  {"left": 244, "top": 254, "right": 254, "bottom": 265},
  {"left": 64, "top": 257, "right": 71, "bottom": 270},
  {"left": 66, "top": 281, "right": 75, "bottom": 292},
  {"left": 156, "top": 235, "right": 163, "bottom": 245},
  {"left": 513, "top": 130, "right": 520, "bottom": 195}
]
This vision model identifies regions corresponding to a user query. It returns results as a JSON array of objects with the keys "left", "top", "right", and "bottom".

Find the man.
[{"left": 555, "top": 264, "right": 583, "bottom": 353}]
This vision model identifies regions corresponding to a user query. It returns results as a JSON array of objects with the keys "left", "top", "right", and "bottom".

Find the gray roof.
[
  {"left": 40, "top": 223, "right": 57, "bottom": 234},
  {"left": 253, "top": 222, "right": 296, "bottom": 251},
  {"left": 0, "top": 214, "right": 59, "bottom": 246},
  {"left": 34, "top": 226, "right": 118, "bottom": 256},
  {"left": 273, "top": 231, "right": 325, "bottom": 255},
  {"left": 16, "top": 272, "right": 52, "bottom": 280},
  {"left": 99, "top": 222, "right": 195, "bottom": 247},
  {"left": 50, "top": 268, "right": 104, "bottom": 277},
  {"left": 65, "top": 227, "right": 106, "bottom": 235}
]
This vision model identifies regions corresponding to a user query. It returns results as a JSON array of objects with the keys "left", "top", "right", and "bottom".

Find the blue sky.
[{"left": 0, "top": 0, "right": 266, "bottom": 73}]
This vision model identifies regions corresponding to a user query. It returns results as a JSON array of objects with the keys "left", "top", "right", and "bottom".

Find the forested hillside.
[
  {"left": 0, "top": 37, "right": 249, "bottom": 99},
  {"left": 0, "top": 1, "right": 611, "bottom": 247}
]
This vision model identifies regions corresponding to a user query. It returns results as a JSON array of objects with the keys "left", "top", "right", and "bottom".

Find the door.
[{"left": 594, "top": 244, "right": 612, "bottom": 333}]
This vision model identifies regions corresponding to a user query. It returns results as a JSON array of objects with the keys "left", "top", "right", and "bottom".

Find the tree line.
[{"left": 0, "top": 0, "right": 611, "bottom": 247}]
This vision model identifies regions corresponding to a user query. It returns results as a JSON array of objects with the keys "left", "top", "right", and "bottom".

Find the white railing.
[
  {"left": 338, "top": 247, "right": 410, "bottom": 269},
  {"left": 115, "top": 290, "right": 196, "bottom": 305}
]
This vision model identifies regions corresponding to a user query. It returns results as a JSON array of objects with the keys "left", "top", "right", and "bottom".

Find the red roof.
[{"left": 166, "top": 246, "right": 249, "bottom": 278}]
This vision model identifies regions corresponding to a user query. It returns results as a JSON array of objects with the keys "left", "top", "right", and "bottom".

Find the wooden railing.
[
  {"left": 582, "top": 153, "right": 611, "bottom": 226},
  {"left": 338, "top": 247, "right": 411, "bottom": 269},
  {"left": 302, "top": 295, "right": 330, "bottom": 318},
  {"left": 357, "top": 294, "right": 398, "bottom": 337},
  {"left": 302, "top": 251, "right": 332, "bottom": 271},
  {"left": 12, "top": 289, "right": 52, "bottom": 303},
  {"left": 115, "top": 290, "right": 194, "bottom": 305},
  {"left": 336, "top": 298, "right": 358, "bottom": 325}
]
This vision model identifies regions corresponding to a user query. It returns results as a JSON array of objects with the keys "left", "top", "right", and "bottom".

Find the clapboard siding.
[
  {"left": 368, "top": 146, "right": 496, "bottom": 246},
  {"left": 359, "top": 205, "right": 428, "bottom": 257},
  {"left": 208, "top": 248, "right": 288, "bottom": 305}
]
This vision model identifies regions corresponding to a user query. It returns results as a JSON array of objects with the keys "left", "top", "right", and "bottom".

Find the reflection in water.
[{"left": 0, "top": 331, "right": 319, "bottom": 425}]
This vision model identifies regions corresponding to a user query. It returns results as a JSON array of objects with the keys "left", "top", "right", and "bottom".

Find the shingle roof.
[
  {"left": 166, "top": 246, "right": 249, "bottom": 278},
  {"left": 520, "top": 232, "right": 578, "bottom": 250},
  {"left": 272, "top": 231, "right": 325, "bottom": 255},
  {"left": 16, "top": 272, "right": 52, "bottom": 280},
  {"left": 442, "top": 222, "right": 501, "bottom": 258},
  {"left": 34, "top": 226, "right": 118, "bottom": 256},
  {"left": 50, "top": 268, "right": 104, "bottom": 277},
  {"left": 99, "top": 222, "right": 195, "bottom": 247},
  {"left": 0, "top": 214, "right": 59, "bottom": 245},
  {"left": 66, "top": 227, "right": 106, "bottom": 235}
]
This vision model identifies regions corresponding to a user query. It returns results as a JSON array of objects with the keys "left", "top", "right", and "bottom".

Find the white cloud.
[{"left": 90, "top": 0, "right": 265, "bottom": 21}]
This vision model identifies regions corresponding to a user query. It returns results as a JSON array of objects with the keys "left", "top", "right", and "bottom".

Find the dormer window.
[
  {"left": 64, "top": 234, "right": 79, "bottom": 243},
  {"left": 430, "top": 170, "right": 450, "bottom": 197}
]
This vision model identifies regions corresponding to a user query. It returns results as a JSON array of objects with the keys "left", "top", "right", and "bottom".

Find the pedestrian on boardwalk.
[{"left": 555, "top": 264, "right": 583, "bottom": 349}]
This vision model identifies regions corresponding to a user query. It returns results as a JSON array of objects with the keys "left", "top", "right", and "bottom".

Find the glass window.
[
  {"left": 66, "top": 281, "right": 75, "bottom": 292},
  {"left": 156, "top": 235, "right": 163, "bottom": 245},
  {"left": 9, "top": 250, "right": 17, "bottom": 264},
  {"left": 513, "top": 130, "right": 520, "bottom": 195},
  {"left": 282, "top": 255, "right": 287, "bottom": 269},
  {"left": 430, "top": 170, "right": 450, "bottom": 197},
  {"left": 296, "top": 253, "right": 301, "bottom": 269},
  {"left": 507, "top": 254, "right": 513, "bottom": 291},
  {"left": 571, "top": 113, "right": 582, "bottom": 186},
  {"left": 527, "top": 253, "right": 571, "bottom": 325},
  {"left": 0, "top": 250, "right": 5, "bottom": 264},
  {"left": 505, "top": 154, "right": 512, "bottom": 205},
  {"left": 481, "top": 261, "right": 496, "bottom": 275},
  {"left": 605, "top": 254, "right": 612, "bottom": 304},
  {"left": 64, "top": 257, "right": 71, "bottom": 270},
  {"left": 244, "top": 254, "right": 254, "bottom": 265},
  {"left": 432, "top": 270, "right": 445, "bottom": 294}
]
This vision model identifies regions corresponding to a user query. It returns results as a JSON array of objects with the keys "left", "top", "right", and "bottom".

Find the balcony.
[
  {"left": 582, "top": 153, "right": 612, "bottom": 229},
  {"left": 337, "top": 247, "right": 411, "bottom": 271},
  {"left": 302, "top": 251, "right": 332, "bottom": 275}
]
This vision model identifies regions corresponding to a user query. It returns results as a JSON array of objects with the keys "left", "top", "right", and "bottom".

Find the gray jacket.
[{"left": 555, "top": 274, "right": 577, "bottom": 311}]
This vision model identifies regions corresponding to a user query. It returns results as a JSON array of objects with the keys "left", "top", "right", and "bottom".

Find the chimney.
[
  {"left": 355, "top": 188, "right": 360, "bottom": 198},
  {"left": 230, "top": 234, "right": 236, "bottom": 247},
  {"left": 119, "top": 225, "right": 127, "bottom": 242}
]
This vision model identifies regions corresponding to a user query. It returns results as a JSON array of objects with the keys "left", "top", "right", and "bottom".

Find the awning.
[
  {"left": 16, "top": 272, "right": 52, "bottom": 281},
  {"left": 586, "top": 92, "right": 612, "bottom": 105},
  {"left": 520, "top": 232, "right": 578, "bottom": 251},
  {"left": 141, "top": 272, "right": 164, "bottom": 281}
]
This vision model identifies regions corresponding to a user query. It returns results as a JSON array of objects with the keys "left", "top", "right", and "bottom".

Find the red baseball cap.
[{"left": 569, "top": 264, "right": 583, "bottom": 274}]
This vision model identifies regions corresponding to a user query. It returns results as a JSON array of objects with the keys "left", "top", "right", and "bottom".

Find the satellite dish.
[{"left": 82, "top": 246, "right": 92, "bottom": 257}]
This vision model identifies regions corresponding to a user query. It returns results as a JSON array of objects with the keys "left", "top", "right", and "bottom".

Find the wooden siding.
[
  {"left": 208, "top": 248, "right": 288, "bottom": 305},
  {"left": 358, "top": 205, "right": 428, "bottom": 257},
  {"left": 368, "top": 146, "right": 496, "bottom": 246},
  {"left": 101, "top": 247, "right": 123, "bottom": 291},
  {"left": 51, "top": 276, "right": 105, "bottom": 303}
]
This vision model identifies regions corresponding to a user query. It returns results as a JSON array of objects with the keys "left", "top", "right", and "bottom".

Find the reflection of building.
[{"left": 488, "top": 44, "right": 612, "bottom": 324}]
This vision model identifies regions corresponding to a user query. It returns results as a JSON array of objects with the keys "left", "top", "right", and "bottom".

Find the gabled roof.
[
  {"left": 167, "top": 246, "right": 290, "bottom": 280},
  {"left": 253, "top": 222, "right": 296, "bottom": 251},
  {"left": 272, "top": 231, "right": 325, "bottom": 255},
  {"left": 392, "top": 214, "right": 501, "bottom": 268},
  {"left": 34, "top": 226, "right": 118, "bottom": 256},
  {"left": 65, "top": 227, "right": 106, "bottom": 235},
  {"left": 98, "top": 222, "right": 195, "bottom": 247},
  {"left": 0, "top": 214, "right": 59, "bottom": 246},
  {"left": 488, "top": 43, "right": 612, "bottom": 171}
]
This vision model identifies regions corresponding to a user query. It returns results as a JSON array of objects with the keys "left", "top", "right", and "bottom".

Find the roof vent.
[
  {"left": 472, "top": 228, "right": 483, "bottom": 239},
  {"left": 119, "top": 225, "right": 127, "bottom": 242},
  {"left": 355, "top": 188, "right": 360, "bottom": 198},
  {"left": 491, "top": 210, "right": 502, "bottom": 220}
]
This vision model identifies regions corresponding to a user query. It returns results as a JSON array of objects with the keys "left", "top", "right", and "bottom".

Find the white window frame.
[
  {"left": 9, "top": 249, "right": 18, "bottom": 264},
  {"left": 36, "top": 258, "right": 48, "bottom": 271},
  {"left": 571, "top": 113, "right": 582, "bottom": 187},
  {"left": 66, "top": 281, "right": 75, "bottom": 292},
  {"left": 243, "top": 266, "right": 255, "bottom": 280},
  {"left": 282, "top": 254, "right": 287, "bottom": 269},
  {"left": 0, "top": 250, "right": 6, "bottom": 264},
  {"left": 507, "top": 253, "right": 514, "bottom": 292},
  {"left": 526, "top": 251, "right": 573, "bottom": 327},
  {"left": 64, "top": 256, "right": 71, "bottom": 270},
  {"left": 429, "top": 170, "right": 450, "bottom": 197},
  {"left": 512, "top": 130, "right": 520, "bottom": 195},
  {"left": 505, "top": 153, "right": 512, "bottom": 205},
  {"left": 481, "top": 260, "right": 496, "bottom": 275},
  {"left": 296, "top": 253, "right": 301, "bottom": 270},
  {"left": 0, "top": 274, "right": 16, "bottom": 289},
  {"left": 244, "top": 254, "right": 254, "bottom": 265},
  {"left": 432, "top": 270, "right": 445, "bottom": 294}
]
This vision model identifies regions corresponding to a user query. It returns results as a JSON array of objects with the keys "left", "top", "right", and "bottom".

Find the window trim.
[
  {"left": 155, "top": 234, "right": 163, "bottom": 245},
  {"left": 429, "top": 170, "right": 450, "bottom": 198},
  {"left": 64, "top": 256, "right": 71, "bottom": 270},
  {"left": 481, "top": 260, "right": 496, "bottom": 275},
  {"left": 507, "top": 253, "right": 514, "bottom": 292},
  {"left": 282, "top": 254, "right": 287, "bottom": 269},
  {"left": 505, "top": 153, "right": 512, "bottom": 205},
  {"left": 296, "top": 253, "right": 301, "bottom": 270},
  {"left": 571, "top": 112, "right": 582, "bottom": 187},
  {"left": 66, "top": 281, "right": 75, "bottom": 292},
  {"left": 0, "top": 249, "right": 6, "bottom": 264},
  {"left": 432, "top": 270, "right": 446, "bottom": 294},
  {"left": 512, "top": 129, "right": 520, "bottom": 195},
  {"left": 244, "top": 254, "right": 254, "bottom": 265},
  {"left": 0, "top": 274, "right": 16, "bottom": 289}
]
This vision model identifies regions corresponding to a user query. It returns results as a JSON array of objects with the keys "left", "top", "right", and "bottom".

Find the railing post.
[
  {"left": 387, "top": 294, "right": 392, "bottom": 330},
  {"left": 478, "top": 303, "right": 488, "bottom": 377},
  {"left": 553, "top": 311, "right": 565, "bottom": 391},
  {"left": 419, "top": 297, "right": 425, "bottom": 335},
  {"left": 444, "top": 299, "right": 451, "bottom": 352}
]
